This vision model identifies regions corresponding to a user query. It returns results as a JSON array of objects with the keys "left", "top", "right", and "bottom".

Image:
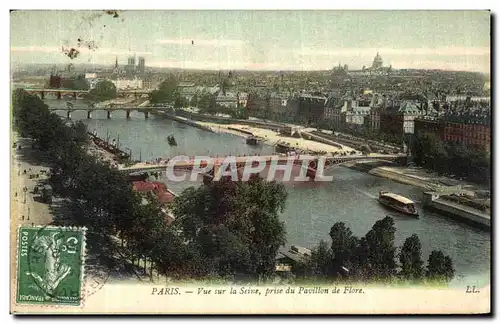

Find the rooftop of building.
[
  {"left": 276, "top": 245, "right": 312, "bottom": 263},
  {"left": 445, "top": 95, "right": 491, "bottom": 102},
  {"left": 347, "top": 106, "right": 371, "bottom": 114},
  {"left": 417, "top": 113, "right": 491, "bottom": 125},
  {"left": 398, "top": 100, "right": 422, "bottom": 114},
  {"left": 299, "top": 93, "right": 327, "bottom": 100}
]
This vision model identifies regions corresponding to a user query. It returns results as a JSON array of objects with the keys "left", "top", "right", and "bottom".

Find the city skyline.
[{"left": 11, "top": 10, "right": 491, "bottom": 73}]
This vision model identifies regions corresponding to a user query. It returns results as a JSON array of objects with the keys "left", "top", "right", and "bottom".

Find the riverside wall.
[
  {"left": 422, "top": 192, "right": 490, "bottom": 229},
  {"left": 301, "top": 132, "right": 344, "bottom": 150},
  {"left": 151, "top": 111, "right": 215, "bottom": 132},
  {"left": 174, "top": 110, "right": 286, "bottom": 131}
]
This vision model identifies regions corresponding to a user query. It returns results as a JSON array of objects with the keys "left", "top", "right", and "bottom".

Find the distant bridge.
[
  {"left": 118, "top": 154, "right": 407, "bottom": 180},
  {"left": 48, "top": 105, "right": 171, "bottom": 119},
  {"left": 22, "top": 88, "right": 153, "bottom": 100}
]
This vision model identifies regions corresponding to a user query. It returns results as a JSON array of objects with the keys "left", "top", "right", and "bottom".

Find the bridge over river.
[
  {"left": 23, "top": 87, "right": 152, "bottom": 100},
  {"left": 118, "top": 153, "right": 406, "bottom": 181},
  {"left": 48, "top": 105, "right": 171, "bottom": 119}
]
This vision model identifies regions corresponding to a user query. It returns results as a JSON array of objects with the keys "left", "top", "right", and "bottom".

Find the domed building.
[
  {"left": 371, "top": 52, "right": 384, "bottom": 70},
  {"left": 344, "top": 52, "right": 393, "bottom": 78}
]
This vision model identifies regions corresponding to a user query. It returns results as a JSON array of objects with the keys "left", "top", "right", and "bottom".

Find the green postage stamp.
[{"left": 16, "top": 226, "right": 86, "bottom": 306}]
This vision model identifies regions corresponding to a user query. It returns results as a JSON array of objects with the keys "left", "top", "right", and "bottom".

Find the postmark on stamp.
[{"left": 16, "top": 225, "right": 86, "bottom": 306}]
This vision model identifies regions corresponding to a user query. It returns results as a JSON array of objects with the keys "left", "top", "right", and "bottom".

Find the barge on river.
[
  {"left": 378, "top": 191, "right": 418, "bottom": 217},
  {"left": 246, "top": 136, "right": 260, "bottom": 146},
  {"left": 87, "top": 132, "right": 130, "bottom": 160}
]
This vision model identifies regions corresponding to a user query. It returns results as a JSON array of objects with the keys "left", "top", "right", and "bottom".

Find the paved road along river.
[{"left": 47, "top": 99, "right": 490, "bottom": 287}]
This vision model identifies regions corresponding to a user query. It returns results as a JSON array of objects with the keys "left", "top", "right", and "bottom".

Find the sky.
[{"left": 10, "top": 10, "right": 491, "bottom": 72}]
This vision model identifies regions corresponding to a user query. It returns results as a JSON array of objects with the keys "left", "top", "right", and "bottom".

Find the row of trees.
[
  {"left": 13, "top": 89, "right": 159, "bottom": 270},
  {"left": 12, "top": 88, "right": 285, "bottom": 281},
  {"left": 49, "top": 76, "right": 118, "bottom": 99},
  {"left": 49, "top": 74, "right": 90, "bottom": 91},
  {"left": 62, "top": 75, "right": 90, "bottom": 91},
  {"left": 85, "top": 80, "right": 117, "bottom": 102},
  {"left": 316, "top": 123, "right": 403, "bottom": 147},
  {"left": 298, "top": 217, "right": 455, "bottom": 283},
  {"left": 150, "top": 75, "right": 178, "bottom": 104},
  {"left": 197, "top": 101, "right": 249, "bottom": 120},
  {"left": 151, "top": 77, "right": 249, "bottom": 120},
  {"left": 169, "top": 175, "right": 287, "bottom": 279},
  {"left": 413, "top": 132, "right": 490, "bottom": 185}
]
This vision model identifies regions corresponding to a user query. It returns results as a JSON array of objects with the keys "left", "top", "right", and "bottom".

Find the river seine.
[{"left": 47, "top": 99, "right": 490, "bottom": 287}]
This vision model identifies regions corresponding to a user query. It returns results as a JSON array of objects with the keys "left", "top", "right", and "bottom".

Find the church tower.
[{"left": 113, "top": 56, "right": 119, "bottom": 74}]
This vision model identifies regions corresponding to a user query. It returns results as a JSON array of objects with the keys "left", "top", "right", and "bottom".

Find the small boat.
[
  {"left": 378, "top": 191, "right": 419, "bottom": 217},
  {"left": 246, "top": 136, "right": 259, "bottom": 146},
  {"left": 167, "top": 135, "right": 177, "bottom": 146}
]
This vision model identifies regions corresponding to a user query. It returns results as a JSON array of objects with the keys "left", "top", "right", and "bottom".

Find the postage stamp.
[{"left": 16, "top": 225, "right": 86, "bottom": 306}]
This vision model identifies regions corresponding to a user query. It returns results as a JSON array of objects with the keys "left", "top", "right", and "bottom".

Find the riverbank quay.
[
  {"left": 148, "top": 108, "right": 349, "bottom": 154},
  {"left": 173, "top": 110, "right": 396, "bottom": 153},
  {"left": 175, "top": 109, "right": 287, "bottom": 131},
  {"left": 345, "top": 160, "right": 477, "bottom": 191},
  {"left": 204, "top": 122, "right": 352, "bottom": 154},
  {"left": 346, "top": 161, "right": 445, "bottom": 190},
  {"left": 150, "top": 110, "right": 215, "bottom": 133},
  {"left": 148, "top": 108, "right": 350, "bottom": 154},
  {"left": 345, "top": 160, "right": 490, "bottom": 229},
  {"left": 422, "top": 192, "right": 490, "bottom": 229}
]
